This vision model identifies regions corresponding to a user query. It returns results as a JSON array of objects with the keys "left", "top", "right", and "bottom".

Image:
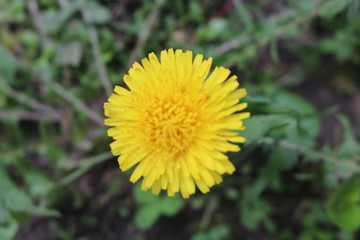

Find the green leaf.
[
  {"left": 292, "top": 0, "right": 319, "bottom": 13},
  {"left": 234, "top": 0, "right": 254, "bottom": 31},
  {"left": 274, "top": 91, "right": 320, "bottom": 148},
  {"left": 86, "top": 1, "right": 110, "bottom": 24},
  {"left": 191, "top": 224, "right": 230, "bottom": 240},
  {"left": 0, "top": 168, "right": 33, "bottom": 222},
  {"left": 191, "top": 232, "right": 208, "bottom": 240},
  {"left": 188, "top": 0, "right": 204, "bottom": 23},
  {"left": 160, "top": 196, "right": 182, "bottom": 216},
  {"left": 244, "top": 90, "right": 320, "bottom": 148},
  {"left": 337, "top": 114, "right": 360, "bottom": 157},
  {"left": 275, "top": 90, "right": 316, "bottom": 115},
  {"left": 0, "top": 216, "right": 18, "bottom": 240},
  {"left": 246, "top": 96, "right": 300, "bottom": 117},
  {"left": 258, "top": 146, "right": 299, "bottom": 191},
  {"left": 327, "top": 176, "right": 360, "bottom": 232},
  {"left": 22, "top": 169, "right": 53, "bottom": 197},
  {"left": 242, "top": 114, "right": 296, "bottom": 142},
  {"left": 208, "top": 224, "right": 230, "bottom": 240},
  {"left": 270, "top": 38, "right": 280, "bottom": 63},
  {"left": 0, "top": 0, "right": 25, "bottom": 23},
  {"left": 133, "top": 183, "right": 161, "bottom": 229},
  {"left": 196, "top": 18, "right": 228, "bottom": 41},
  {"left": 133, "top": 183, "right": 158, "bottom": 204},
  {"left": 275, "top": 91, "right": 320, "bottom": 139},
  {"left": 320, "top": 0, "right": 350, "bottom": 18},
  {"left": 0, "top": 44, "right": 16, "bottom": 79},
  {"left": 0, "top": 82, "right": 7, "bottom": 107},
  {"left": 132, "top": 183, "right": 183, "bottom": 229},
  {"left": 134, "top": 205, "right": 161, "bottom": 230},
  {"left": 31, "top": 207, "right": 61, "bottom": 217},
  {"left": 240, "top": 197, "right": 272, "bottom": 230},
  {"left": 41, "top": 2, "right": 79, "bottom": 33},
  {"left": 55, "top": 42, "right": 83, "bottom": 67}
]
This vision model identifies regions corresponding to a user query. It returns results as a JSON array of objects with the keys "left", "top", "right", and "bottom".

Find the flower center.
[{"left": 141, "top": 95, "right": 200, "bottom": 156}]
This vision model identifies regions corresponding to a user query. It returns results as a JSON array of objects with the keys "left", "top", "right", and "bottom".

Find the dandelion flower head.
[{"left": 104, "top": 49, "right": 249, "bottom": 198}]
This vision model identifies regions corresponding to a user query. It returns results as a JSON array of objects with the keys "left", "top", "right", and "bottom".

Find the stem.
[
  {"left": 40, "top": 73, "right": 104, "bottom": 126},
  {"left": 0, "top": 109, "right": 61, "bottom": 122},
  {"left": 78, "top": 0, "right": 113, "bottom": 96},
  {"left": 26, "top": 0, "right": 104, "bottom": 125},
  {"left": 59, "top": 152, "right": 113, "bottom": 186},
  {"left": 212, "top": 0, "right": 337, "bottom": 58},
  {"left": 200, "top": 196, "right": 218, "bottom": 229},
  {"left": 233, "top": 0, "right": 254, "bottom": 32},
  {"left": 0, "top": 77, "right": 59, "bottom": 116},
  {"left": 26, "top": 0, "right": 52, "bottom": 46},
  {"left": 127, "top": 0, "right": 165, "bottom": 68},
  {"left": 4, "top": 59, "right": 103, "bottom": 126},
  {"left": 258, "top": 137, "right": 360, "bottom": 172}
]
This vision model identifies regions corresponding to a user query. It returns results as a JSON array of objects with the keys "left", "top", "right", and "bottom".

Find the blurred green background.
[{"left": 1, "top": 0, "right": 360, "bottom": 239}]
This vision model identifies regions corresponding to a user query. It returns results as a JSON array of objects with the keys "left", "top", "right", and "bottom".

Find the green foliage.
[
  {"left": 320, "top": 0, "right": 351, "bottom": 18},
  {"left": 318, "top": 113, "right": 360, "bottom": 234},
  {"left": 191, "top": 224, "right": 230, "bottom": 240},
  {"left": 299, "top": 203, "right": 333, "bottom": 240},
  {"left": 85, "top": 1, "right": 111, "bottom": 24},
  {"left": 240, "top": 192, "right": 272, "bottom": 230},
  {"left": 197, "top": 18, "right": 229, "bottom": 42},
  {"left": 0, "top": 45, "right": 16, "bottom": 79},
  {"left": 337, "top": 115, "right": 360, "bottom": 158},
  {"left": 0, "top": 167, "right": 58, "bottom": 239},
  {"left": 133, "top": 184, "right": 183, "bottom": 230},
  {"left": 55, "top": 42, "right": 83, "bottom": 67},
  {"left": 327, "top": 176, "right": 360, "bottom": 232},
  {"left": 0, "top": 168, "right": 32, "bottom": 221},
  {"left": 0, "top": 217, "right": 18, "bottom": 240}
]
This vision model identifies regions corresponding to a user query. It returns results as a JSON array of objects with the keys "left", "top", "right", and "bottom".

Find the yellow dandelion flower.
[{"left": 104, "top": 49, "right": 249, "bottom": 198}]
